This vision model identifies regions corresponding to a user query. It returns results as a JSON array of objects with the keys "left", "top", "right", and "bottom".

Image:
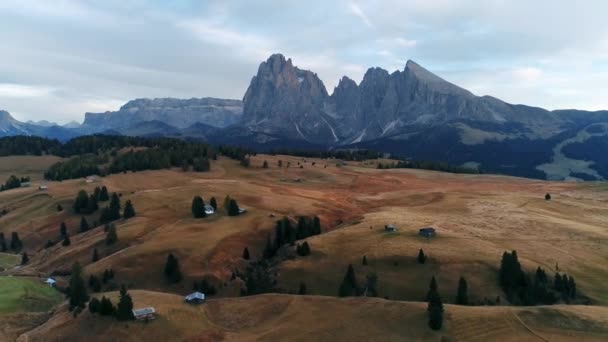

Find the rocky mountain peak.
[{"left": 404, "top": 60, "right": 473, "bottom": 97}]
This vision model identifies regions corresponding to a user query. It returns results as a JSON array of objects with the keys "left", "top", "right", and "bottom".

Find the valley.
[{"left": 1, "top": 151, "right": 607, "bottom": 341}]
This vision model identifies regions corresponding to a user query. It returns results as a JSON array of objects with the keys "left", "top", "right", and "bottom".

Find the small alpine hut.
[
  {"left": 185, "top": 292, "right": 205, "bottom": 304},
  {"left": 419, "top": 227, "right": 436, "bottom": 238},
  {"left": 44, "top": 277, "right": 57, "bottom": 286},
  {"left": 132, "top": 307, "right": 156, "bottom": 321},
  {"left": 384, "top": 224, "right": 397, "bottom": 232}
]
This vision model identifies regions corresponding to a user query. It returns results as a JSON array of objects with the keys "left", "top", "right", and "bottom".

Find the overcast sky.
[{"left": 1, "top": 0, "right": 608, "bottom": 124}]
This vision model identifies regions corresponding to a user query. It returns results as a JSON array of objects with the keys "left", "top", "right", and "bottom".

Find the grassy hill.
[
  {"left": 1, "top": 153, "right": 607, "bottom": 340},
  {"left": 18, "top": 291, "right": 608, "bottom": 342}
]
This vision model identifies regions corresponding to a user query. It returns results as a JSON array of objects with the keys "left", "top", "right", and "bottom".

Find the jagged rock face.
[
  {"left": 243, "top": 55, "right": 562, "bottom": 144},
  {"left": 242, "top": 54, "right": 336, "bottom": 143},
  {"left": 83, "top": 97, "right": 243, "bottom": 130}
]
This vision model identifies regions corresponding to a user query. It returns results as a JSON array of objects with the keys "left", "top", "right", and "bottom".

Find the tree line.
[{"left": 0, "top": 175, "right": 30, "bottom": 192}]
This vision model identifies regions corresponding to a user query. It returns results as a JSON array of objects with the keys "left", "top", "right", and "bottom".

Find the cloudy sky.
[{"left": 1, "top": 0, "right": 608, "bottom": 124}]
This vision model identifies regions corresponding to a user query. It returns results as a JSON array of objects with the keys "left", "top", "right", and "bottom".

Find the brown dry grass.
[
  {"left": 17, "top": 291, "right": 608, "bottom": 342},
  {"left": 1, "top": 154, "right": 607, "bottom": 341}
]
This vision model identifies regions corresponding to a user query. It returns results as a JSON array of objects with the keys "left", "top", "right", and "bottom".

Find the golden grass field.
[{"left": 1, "top": 154, "right": 607, "bottom": 341}]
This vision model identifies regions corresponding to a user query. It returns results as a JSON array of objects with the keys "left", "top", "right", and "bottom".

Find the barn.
[
  {"left": 385, "top": 224, "right": 397, "bottom": 232},
  {"left": 185, "top": 292, "right": 205, "bottom": 304},
  {"left": 419, "top": 227, "right": 436, "bottom": 237},
  {"left": 132, "top": 307, "right": 156, "bottom": 321}
]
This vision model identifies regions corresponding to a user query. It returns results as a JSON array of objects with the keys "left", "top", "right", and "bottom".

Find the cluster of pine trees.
[
  {"left": 99, "top": 193, "right": 129, "bottom": 223},
  {"left": 88, "top": 285, "right": 134, "bottom": 321},
  {"left": 377, "top": 160, "right": 480, "bottom": 174},
  {"left": 0, "top": 175, "right": 29, "bottom": 191},
  {"left": 45, "top": 155, "right": 107, "bottom": 181},
  {"left": 40, "top": 135, "right": 252, "bottom": 181},
  {"left": 73, "top": 186, "right": 109, "bottom": 214},
  {"left": 499, "top": 251, "right": 578, "bottom": 305},
  {"left": 223, "top": 195, "right": 241, "bottom": 216},
  {"left": 241, "top": 260, "right": 276, "bottom": 296},
  {"left": 263, "top": 216, "right": 321, "bottom": 259},
  {"left": 0, "top": 232, "right": 22, "bottom": 252}
]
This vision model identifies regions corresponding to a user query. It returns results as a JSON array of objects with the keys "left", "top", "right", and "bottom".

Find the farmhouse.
[
  {"left": 185, "top": 292, "right": 205, "bottom": 304},
  {"left": 204, "top": 205, "right": 215, "bottom": 215},
  {"left": 132, "top": 307, "right": 156, "bottom": 321},
  {"left": 419, "top": 227, "right": 436, "bottom": 237},
  {"left": 20, "top": 182, "right": 31, "bottom": 187},
  {"left": 43, "top": 278, "right": 56, "bottom": 286},
  {"left": 38, "top": 185, "right": 48, "bottom": 190},
  {"left": 238, "top": 208, "right": 248, "bottom": 214},
  {"left": 384, "top": 224, "right": 397, "bottom": 232}
]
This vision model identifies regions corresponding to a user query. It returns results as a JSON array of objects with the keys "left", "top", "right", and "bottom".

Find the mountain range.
[{"left": 2, "top": 54, "right": 607, "bottom": 180}]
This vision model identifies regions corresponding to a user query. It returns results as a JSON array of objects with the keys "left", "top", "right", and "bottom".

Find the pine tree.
[
  {"left": 10, "top": 232, "right": 22, "bottom": 252},
  {"left": 298, "top": 282, "right": 307, "bottom": 295},
  {"left": 87, "top": 193, "right": 98, "bottom": 213},
  {"left": 116, "top": 285, "right": 135, "bottom": 321},
  {"left": 338, "top": 264, "right": 359, "bottom": 297},
  {"left": 73, "top": 190, "right": 89, "bottom": 214},
  {"left": 545, "top": 193, "right": 551, "bottom": 201},
  {"left": 426, "top": 276, "right": 438, "bottom": 301},
  {"left": 223, "top": 195, "right": 231, "bottom": 215},
  {"left": 427, "top": 276, "right": 444, "bottom": 330},
  {"left": 456, "top": 276, "right": 468, "bottom": 305},
  {"left": 312, "top": 216, "right": 322, "bottom": 235},
  {"left": 57, "top": 203, "right": 63, "bottom": 212},
  {"left": 105, "top": 223, "right": 117, "bottom": 245},
  {"left": 191, "top": 196, "right": 206, "bottom": 218},
  {"left": 263, "top": 234, "right": 275, "bottom": 259},
  {"left": 228, "top": 199, "right": 240, "bottom": 216},
  {"left": 568, "top": 276, "right": 576, "bottom": 298},
  {"left": 164, "top": 253, "right": 182, "bottom": 284},
  {"left": 62, "top": 234, "right": 71, "bottom": 246},
  {"left": 80, "top": 216, "right": 90, "bottom": 233},
  {"left": 263, "top": 160, "right": 269, "bottom": 169},
  {"left": 68, "top": 262, "right": 89, "bottom": 312},
  {"left": 0, "top": 232, "right": 7, "bottom": 252},
  {"left": 99, "top": 186, "right": 109, "bottom": 201},
  {"left": 99, "top": 296, "right": 115, "bottom": 316},
  {"left": 21, "top": 252, "right": 29, "bottom": 265},
  {"left": 60, "top": 222, "right": 68, "bottom": 238},
  {"left": 109, "top": 193, "right": 121, "bottom": 220},
  {"left": 417, "top": 249, "right": 427, "bottom": 264},
  {"left": 362, "top": 255, "right": 368, "bottom": 265},
  {"left": 123, "top": 200, "right": 136, "bottom": 219},
  {"left": 554, "top": 273, "right": 563, "bottom": 292},
  {"left": 210, "top": 197, "right": 217, "bottom": 211},
  {"left": 88, "top": 297, "right": 100, "bottom": 313},
  {"left": 242, "top": 247, "right": 250, "bottom": 260},
  {"left": 92, "top": 248, "right": 99, "bottom": 262}
]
